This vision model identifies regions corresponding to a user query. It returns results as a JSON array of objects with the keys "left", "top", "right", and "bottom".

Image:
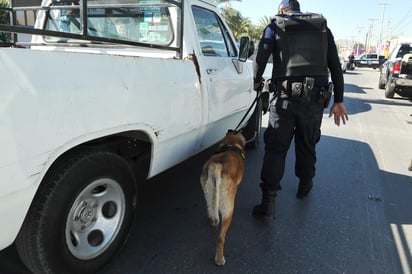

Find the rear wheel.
[
  {"left": 385, "top": 77, "right": 395, "bottom": 98},
  {"left": 378, "top": 73, "right": 386, "bottom": 89},
  {"left": 16, "top": 151, "right": 137, "bottom": 274}
]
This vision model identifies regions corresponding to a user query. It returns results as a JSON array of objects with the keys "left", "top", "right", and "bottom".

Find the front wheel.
[
  {"left": 16, "top": 151, "right": 137, "bottom": 274},
  {"left": 244, "top": 93, "right": 263, "bottom": 149}
]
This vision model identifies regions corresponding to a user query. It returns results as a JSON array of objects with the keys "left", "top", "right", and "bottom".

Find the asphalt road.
[{"left": 1, "top": 68, "right": 412, "bottom": 274}]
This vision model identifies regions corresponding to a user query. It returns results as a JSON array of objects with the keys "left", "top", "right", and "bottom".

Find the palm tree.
[
  {"left": 213, "top": 0, "right": 241, "bottom": 7},
  {"left": 0, "top": 0, "right": 11, "bottom": 44},
  {"left": 258, "top": 16, "right": 273, "bottom": 27},
  {"left": 221, "top": 7, "right": 253, "bottom": 41}
]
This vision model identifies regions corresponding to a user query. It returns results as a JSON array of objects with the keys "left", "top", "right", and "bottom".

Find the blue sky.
[{"left": 230, "top": 0, "right": 412, "bottom": 43}]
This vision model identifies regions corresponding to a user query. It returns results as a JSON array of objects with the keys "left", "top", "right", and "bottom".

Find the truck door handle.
[{"left": 206, "top": 68, "right": 218, "bottom": 74}]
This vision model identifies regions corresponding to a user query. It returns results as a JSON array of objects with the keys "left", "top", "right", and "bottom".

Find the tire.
[
  {"left": 385, "top": 77, "right": 395, "bottom": 98},
  {"left": 244, "top": 93, "right": 263, "bottom": 149},
  {"left": 15, "top": 151, "right": 137, "bottom": 274},
  {"left": 378, "top": 73, "right": 386, "bottom": 89}
]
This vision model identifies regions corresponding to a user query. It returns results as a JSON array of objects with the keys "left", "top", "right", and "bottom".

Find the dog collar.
[{"left": 214, "top": 144, "right": 246, "bottom": 160}]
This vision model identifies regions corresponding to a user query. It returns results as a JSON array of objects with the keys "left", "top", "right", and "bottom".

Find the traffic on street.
[{"left": 1, "top": 68, "right": 411, "bottom": 274}]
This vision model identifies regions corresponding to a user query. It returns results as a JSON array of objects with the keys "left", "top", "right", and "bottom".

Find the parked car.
[
  {"left": 378, "top": 43, "right": 412, "bottom": 98},
  {"left": 354, "top": 53, "right": 386, "bottom": 69},
  {"left": 339, "top": 55, "right": 347, "bottom": 73}
]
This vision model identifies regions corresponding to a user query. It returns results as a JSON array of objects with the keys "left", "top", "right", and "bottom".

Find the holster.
[
  {"left": 319, "top": 82, "right": 333, "bottom": 108},
  {"left": 282, "top": 77, "right": 315, "bottom": 103},
  {"left": 277, "top": 78, "right": 331, "bottom": 107}
]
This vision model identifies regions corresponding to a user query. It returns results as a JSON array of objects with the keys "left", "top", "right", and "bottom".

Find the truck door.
[{"left": 191, "top": 6, "right": 253, "bottom": 148}]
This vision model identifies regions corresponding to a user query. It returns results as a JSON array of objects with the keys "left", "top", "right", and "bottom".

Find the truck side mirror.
[{"left": 238, "top": 36, "right": 249, "bottom": 62}]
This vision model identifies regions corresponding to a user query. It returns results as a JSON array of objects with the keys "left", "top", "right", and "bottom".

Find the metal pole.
[
  {"left": 378, "top": 3, "right": 389, "bottom": 55},
  {"left": 356, "top": 27, "right": 363, "bottom": 56},
  {"left": 368, "top": 19, "right": 377, "bottom": 52},
  {"left": 9, "top": 0, "right": 17, "bottom": 43}
]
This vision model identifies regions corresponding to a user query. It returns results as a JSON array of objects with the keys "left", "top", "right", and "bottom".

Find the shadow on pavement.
[{"left": 1, "top": 132, "right": 411, "bottom": 274}]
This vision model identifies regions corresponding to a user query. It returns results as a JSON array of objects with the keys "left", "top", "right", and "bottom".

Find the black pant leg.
[
  {"left": 260, "top": 98, "right": 296, "bottom": 191},
  {"left": 294, "top": 102, "right": 324, "bottom": 181}
]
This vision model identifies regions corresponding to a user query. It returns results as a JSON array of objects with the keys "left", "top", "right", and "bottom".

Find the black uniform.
[{"left": 254, "top": 12, "right": 344, "bottom": 193}]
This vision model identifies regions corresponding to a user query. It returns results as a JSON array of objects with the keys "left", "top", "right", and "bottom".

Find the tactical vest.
[{"left": 272, "top": 13, "right": 329, "bottom": 79}]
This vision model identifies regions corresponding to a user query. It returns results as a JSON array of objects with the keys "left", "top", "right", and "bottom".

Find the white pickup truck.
[{"left": 0, "top": 0, "right": 262, "bottom": 273}]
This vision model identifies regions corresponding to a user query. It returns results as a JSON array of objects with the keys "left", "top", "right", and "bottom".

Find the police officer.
[{"left": 253, "top": 0, "right": 348, "bottom": 220}]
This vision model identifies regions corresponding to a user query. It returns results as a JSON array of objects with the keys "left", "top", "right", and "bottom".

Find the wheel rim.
[{"left": 65, "top": 178, "right": 125, "bottom": 260}]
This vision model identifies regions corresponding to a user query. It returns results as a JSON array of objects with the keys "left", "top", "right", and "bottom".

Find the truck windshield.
[{"left": 44, "top": 0, "right": 175, "bottom": 45}]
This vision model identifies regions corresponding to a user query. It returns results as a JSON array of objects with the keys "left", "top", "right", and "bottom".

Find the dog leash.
[{"left": 233, "top": 89, "right": 262, "bottom": 133}]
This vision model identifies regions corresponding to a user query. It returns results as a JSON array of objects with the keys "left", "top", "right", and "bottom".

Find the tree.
[
  {"left": 213, "top": 0, "right": 241, "bottom": 7},
  {"left": 221, "top": 7, "right": 254, "bottom": 41},
  {"left": 0, "top": 0, "right": 10, "bottom": 44},
  {"left": 258, "top": 16, "right": 273, "bottom": 27}
]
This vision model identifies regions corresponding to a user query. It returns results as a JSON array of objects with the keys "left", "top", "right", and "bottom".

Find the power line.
[
  {"left": 393, "top": 6, "right": 412, "bottom": 28},
  {"left": 392, "top": 17, "right": 412, "bottom": 37},
  {"left": 393, "top": 10, "right": 412, "bottom": 37}
]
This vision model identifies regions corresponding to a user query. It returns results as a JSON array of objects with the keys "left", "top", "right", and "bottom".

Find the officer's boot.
[
  {"left": 252, "top": 190, "right": 276, "bottom": 220},
  {"left": 296, "top": 180, "right": 313, "bottom": 199}
]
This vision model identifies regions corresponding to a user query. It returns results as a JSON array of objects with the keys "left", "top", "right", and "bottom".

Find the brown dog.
[{"left": 200, "top": 131, "right": 246, "bottom": 266}]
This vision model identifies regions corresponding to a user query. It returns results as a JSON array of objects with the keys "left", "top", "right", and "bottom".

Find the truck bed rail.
[{"left": 0, "top": 0, "right": 183, "bottom": 56}]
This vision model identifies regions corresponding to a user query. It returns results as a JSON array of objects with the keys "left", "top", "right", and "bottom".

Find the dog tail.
[{"left": 210, "top": 164, "right": 222, "bottom": 223}]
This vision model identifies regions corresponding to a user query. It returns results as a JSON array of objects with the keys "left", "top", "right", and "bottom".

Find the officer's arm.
[
  {"left": 327, "top": 28, "right": 348, "bottom": 126},
  {"left": 254, "top": 26, "right": 275, "bottom": 85},
  {"left": 326, "top": 28, "right": 344, "bottom": 103}
]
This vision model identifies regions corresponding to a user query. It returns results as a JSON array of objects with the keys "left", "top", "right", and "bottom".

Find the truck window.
[
  {"left": 44, "top": 0, "right": 175, "bottom": 45},
  {"left": 192, "top": 6, "right": 237, "bottom": 58},
  {"left": 396, "top": 45, "right": 412, "bottom": 58}
]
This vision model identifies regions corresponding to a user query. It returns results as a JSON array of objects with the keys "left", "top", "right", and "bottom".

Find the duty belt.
[{"left": 276, "top": 77, "right": 332, "bottom": 108}]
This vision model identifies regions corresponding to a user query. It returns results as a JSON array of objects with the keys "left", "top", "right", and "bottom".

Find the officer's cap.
[{"left": 278, "top": 0, "right": 300, "bottom": 12}]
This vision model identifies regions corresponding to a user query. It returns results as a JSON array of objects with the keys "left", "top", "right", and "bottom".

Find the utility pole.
[
  {"left": 383, "top": 19, "right": 392, "bottom": 57},
  {"left": 367, "top": 19, "right": 378, "bottom": 52},
  {"left": 385, "top": 19, "right": 391, "bottom": 42},
  {"left": 377, "top": 2, "right": 390, "bottom": 55},
  {"left": 355, "top": 27, "right": 364, "bottom": 56}
]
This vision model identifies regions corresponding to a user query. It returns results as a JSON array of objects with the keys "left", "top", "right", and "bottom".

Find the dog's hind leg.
[
  {"left": 200, "top": 165, "right": 221, "bottom": 227},
  {"left": 214, "top": 184, "right": 237, "bottom": 266},
  {"left": 215, "top": 213, "right": 232, "bottom": 266}
]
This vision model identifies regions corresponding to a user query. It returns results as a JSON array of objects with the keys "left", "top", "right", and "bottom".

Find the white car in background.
[{"left": 339, "top": 55, "right": 347, "bottom": 73}]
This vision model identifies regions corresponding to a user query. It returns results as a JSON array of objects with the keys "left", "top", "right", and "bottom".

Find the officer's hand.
[
  {"left": 254, "top": 80, "right": 262, "bottom": 91},
  {"left": 329, "top": 102, "right": 348, "bottom": 126},
  {"left": 260, "top": 91, "right": 269, "bottom": 114}
]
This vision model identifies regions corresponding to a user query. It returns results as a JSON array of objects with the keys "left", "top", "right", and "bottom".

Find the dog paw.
[
  {"left": 208, "top": 217, "right": 219, "bottom": 227},
  {"left": 214, "top": 255, "right": 226, "bottom": 266}
]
